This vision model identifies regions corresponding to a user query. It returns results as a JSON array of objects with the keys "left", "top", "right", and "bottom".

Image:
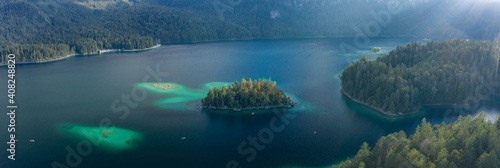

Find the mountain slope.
[{"left": 1, "top": 0, "right": 499, "bottom": 64}]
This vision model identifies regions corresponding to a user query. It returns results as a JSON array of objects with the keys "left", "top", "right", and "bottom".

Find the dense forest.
[
  {"left": 1, "top": 0, "right": 499, "bottom": 64},
  {"left": 340, "top": 39, "right": 500, "bottom": 115},
  {"left": 335, "top": 113, "right": 500, "bottom": 168},
  {"left": 201, "top": 78, "right": 294, "bottom": 110}
]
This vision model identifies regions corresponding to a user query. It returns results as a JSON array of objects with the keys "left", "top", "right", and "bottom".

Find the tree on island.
[
  {"left": 201, "top": 78, "right": 294, "bottom": 109},
  {"left": 372, "top": 47, "right": 382, "bottom": 53}
]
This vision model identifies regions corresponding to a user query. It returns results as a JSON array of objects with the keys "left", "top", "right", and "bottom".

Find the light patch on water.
[
  {"left": 286, "top": 92, "right": 313, "bottom": 112},
  {"left": 271, "top": 9, "right": 280, "bottom": 19},
  {"left": 137, "top": 82, "right": 233, "bottom": 110},
  {"left": 137, "top": 82, "right": 204, "bottom": 104},
  {"left": 59, "top": 123, "right": 143, "bottom": 151}
]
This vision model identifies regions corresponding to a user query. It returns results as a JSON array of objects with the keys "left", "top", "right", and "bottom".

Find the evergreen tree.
[{"left": 335, "top": 112, "right": 500, "bottom": 168}]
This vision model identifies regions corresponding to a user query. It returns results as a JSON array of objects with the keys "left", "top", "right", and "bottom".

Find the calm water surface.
[{"left": 1, "top": 38, "right": 498, "bottom": 168}]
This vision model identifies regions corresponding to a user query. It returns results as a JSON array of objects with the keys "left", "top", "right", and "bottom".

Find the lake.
[{"left": 1, "top": 38, "right": 498, "bottom": 168}]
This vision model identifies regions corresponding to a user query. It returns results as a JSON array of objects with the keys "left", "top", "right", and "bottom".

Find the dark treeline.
[
  {"left": 335, "top": 113, "right": 500, "bottom": 168},
  {"left": 0, "top": 44, "right": 72, "bottom": 63},
  {"left": 341, "top": 39, "right": 500, "bottom": 115},
  {"left": 202, "top": 78, "right": 294, "bottom": 109}
]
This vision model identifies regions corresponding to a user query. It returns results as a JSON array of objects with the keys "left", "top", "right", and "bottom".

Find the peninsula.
[{"left": 340, "top": 39, "right": 500, "bottom": 116}]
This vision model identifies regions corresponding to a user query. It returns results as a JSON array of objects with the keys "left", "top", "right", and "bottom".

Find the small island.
[
  {"left": 371, "top": 47, "right": 382, "bottom": 53},
  {"left": 201, "top": 78, "right": 294, "bottom": 110}
]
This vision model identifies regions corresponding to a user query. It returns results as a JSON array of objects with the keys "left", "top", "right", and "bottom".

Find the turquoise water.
[{"left": 0, "top": 38, "right": 498, "bottom": 168}]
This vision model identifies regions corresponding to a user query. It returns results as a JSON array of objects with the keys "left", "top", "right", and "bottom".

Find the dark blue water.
[{"left": 1, "top": 38, "right": 498, "bottom": 168}]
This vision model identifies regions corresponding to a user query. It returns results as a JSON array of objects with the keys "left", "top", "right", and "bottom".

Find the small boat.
[
  {"left": 29, "top": 140, "right": 35, "bottom": 142},
  {"left": 251, "top": 112, "right": 255, "bottom": 115},
  {"left": 181, "top": 137, "right": 186, "bottom": 140},
  {"left": 313, "top": 131, "right": 317, "bottom": 134}
]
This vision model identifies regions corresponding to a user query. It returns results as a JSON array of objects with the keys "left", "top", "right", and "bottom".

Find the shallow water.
[{"left": 0, "top": 38, "right": 498, "bottom": 168}]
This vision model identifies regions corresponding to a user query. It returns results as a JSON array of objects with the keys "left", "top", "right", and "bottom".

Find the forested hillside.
[
  {"left": 1, "top": 0, "right": 499, "bottom": 64},
  {"left": 341, "top": 39, "right": 500, "bottom": 115},
  {"left": 335, "top": 113, "right": 500, "bottom": 168}
]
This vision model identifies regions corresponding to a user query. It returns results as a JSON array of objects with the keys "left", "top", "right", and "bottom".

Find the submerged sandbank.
[
  {"left": 59, "top": 123, "right": 143, "bottom": 151},
  {"left": 138, "top": 81, "right": 312, "bottom": 112}
]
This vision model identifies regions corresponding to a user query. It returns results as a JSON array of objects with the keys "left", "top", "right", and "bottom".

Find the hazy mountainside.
[
  {"left": 448, "top": 1, "right": 500, "bottom": 40},
  {"left": 1, "top": 0, "right": 499, "bottom": 64}
]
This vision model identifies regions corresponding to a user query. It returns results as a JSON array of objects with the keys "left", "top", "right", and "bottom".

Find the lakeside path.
[{"left": 0, "top": 44, "right": 161, "bottom": 66}]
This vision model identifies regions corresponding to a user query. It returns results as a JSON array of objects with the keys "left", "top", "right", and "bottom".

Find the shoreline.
[
  {"left": 159, "top": 35, "right": 437, "bottom": 46},
  {"left": 341, "top": 90, "right": 421, "bottom": 117},
  {"left": 0, "top": 37, "right": 445, "bottom": 66},
  {"left": 0, "top": 44, "right": 161, "bottom": 66},
  {"left": 122, "top": 44, "right": 161, "bottom": 52},
  {"left": 99, "top": 44, "right": 162, "bottom": 53},
  {"left": 13, "top": 53, "right": 79, "bottom": 65},
  {"left": 199, "top": 104, "right": 295, "bottom": 111}
]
